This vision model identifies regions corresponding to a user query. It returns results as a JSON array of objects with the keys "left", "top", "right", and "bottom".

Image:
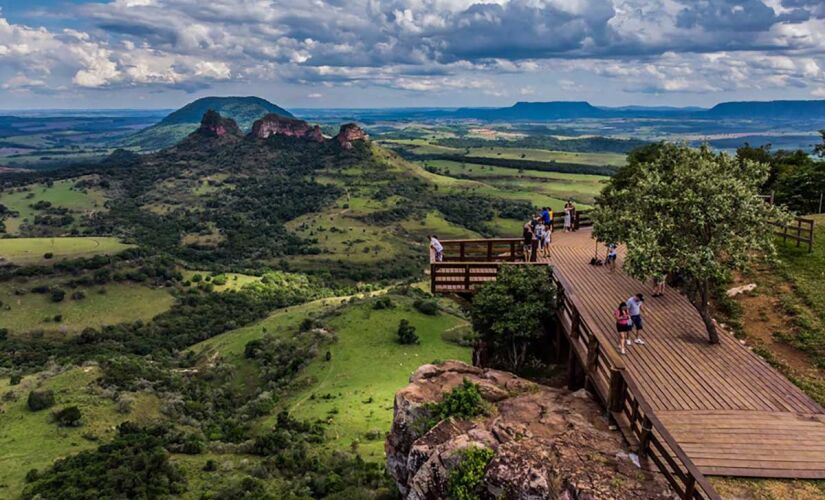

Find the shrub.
[
  {"left": 423, "top": 379, "right": 486, "bottom": 430},
  {"left": 54, "top": 406, "right": 83, "bottom": 427},
  {"left": 25, "top": 469, "right": 39, "bottom": 483},
  {"left": 27, "top": 390, "right": 55, "bottom": 411},
  {"left": 10, "top": 373, "right": 22, "bottom": 385},
  {"left": 372, "top": 296, "right": 395, "bottom": 310},
  {"left": 53, "top": 314, "right": 62, "bottom": 323},
  {"left": 0, "top": 328, "right": 7, "bottom": 341},
  {"left": 50, "top": 288, "right": 66, "bottom": 303},
  {"left": 447, "top": 446, "right": 495, "bottom": 500},
  {"left": 71, "top": 290, "right": 86, "bottom": 300},
  {"left": 203, "top": 459, "right": 218, "bottom": 472},
  {"left": 397, "top": 319, "right": 419, "bottom": 345},
  {"left": 43, "top": 252, "right": 54, "bottom": 259},
  {"left": 413, "top": 299, "right": 439, "bottom": 315}
]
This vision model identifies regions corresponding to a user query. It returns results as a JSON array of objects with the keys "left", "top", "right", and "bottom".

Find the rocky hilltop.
[
  {"left": 336, "top": 123, "right": 368, "bottom": 149},
  {"left": 251, "top": 113, "right": 324, "bottom": 142},
  {"left": 386, "top": 361, "right": 674, "bottom": 499},
  {"left": 197, "top": 109, "right": 242, "bottom": 138}
]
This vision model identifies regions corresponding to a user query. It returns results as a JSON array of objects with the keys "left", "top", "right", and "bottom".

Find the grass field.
[
  {"left": 0, "top": 280, "right": 175, "bottom": 336},
  {"left": 0, "top": 367, "right": 161, "bottom": 496},
  {"left": 0, "top": 237, "right": 132, "bottom": 265},
  {"left": 0, "top": 179, "right": 107, "bottom": 234},
  {"left": 282, "top": 296, "right": 470, "bottom": 460}
]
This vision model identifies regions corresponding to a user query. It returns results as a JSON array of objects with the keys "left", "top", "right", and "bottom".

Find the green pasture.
[
  {"left": 0, "top": 179, "right": 107, "bottom": 234},
  {"left": 0, "top": 279, "right": 175, "bottom": 336},
  {"left": 465, "top": 147, "right": 626, "bottom": 166},
  {"left": 0, "top": 367, "right": 161, "bottom": 496},
  {"left": 282, "top": 296, "right": 470, "bottom": 461},
  {"left": 0, "top": 237, "right": 132, "bottom": 265}
]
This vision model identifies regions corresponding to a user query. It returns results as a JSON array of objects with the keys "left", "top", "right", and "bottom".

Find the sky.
[{"left": 1, "top": 0, "right": 825, "bottom": 110}]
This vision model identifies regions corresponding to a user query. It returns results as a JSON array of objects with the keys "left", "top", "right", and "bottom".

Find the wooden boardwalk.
[
  {"left": 431, "top": 229, "right": 825, "bottom": 483},
  {"left": 543, "top": 229, "right": 825, "bottom": 479}
]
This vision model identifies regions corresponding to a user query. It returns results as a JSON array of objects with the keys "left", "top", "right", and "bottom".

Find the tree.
[
  {"left": 815, "top": 130, "right": 825, "bottom": 158},
  {"left": 397, "top": 319, "right": 419, "bottom": 345},
  {"left": 592, "top": 143, "right": 791, "bottom": 344},
  {"left": 471, "top": 265, "right": 556, "bottom": 372}
]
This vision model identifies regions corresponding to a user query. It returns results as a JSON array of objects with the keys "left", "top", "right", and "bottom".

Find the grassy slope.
[
  {"left": 0, "top": 367, "right": 161, "bottom": 496},
  {"left": 0, "top": 237, "right": 132, "bottom": 265},
  {"left": 282, "top": 297, "right": 470, "bottom": 461},
  {"left": 0, "top": 179, "right": 107, "bottom": 234},
  {"left": 190, "top": 292, "right": 470, "bottom": 463},
  {"left": 0, "top": 280, "right": 175, "bottom": 336}
]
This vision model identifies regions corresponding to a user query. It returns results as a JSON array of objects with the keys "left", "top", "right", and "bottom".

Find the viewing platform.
[{"left": 430, "top": 227, "right": 825, "bottom": 500}]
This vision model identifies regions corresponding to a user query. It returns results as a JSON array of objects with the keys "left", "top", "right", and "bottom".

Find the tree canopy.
[
  {"left": 471, "top": 265, "right": 556, "bottom": 372},
  {"left": 592, "top": 143, "right": 791, "bottom": 343}
]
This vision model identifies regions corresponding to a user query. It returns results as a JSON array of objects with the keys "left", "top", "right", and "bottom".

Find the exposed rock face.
[
  {"left": 197, "top": 109, "right": 241, "bottom": 137},
  {"left": 335, "top": 123, "right": 367, "bottom": 149},
  {"left": 386, "top": 361, "right": 675, "bottom": 499},
  {"left": 251, "top": 113, "right": 324, "bottom": 142}
]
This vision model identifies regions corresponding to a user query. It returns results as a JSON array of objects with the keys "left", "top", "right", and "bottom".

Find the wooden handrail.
[{"left": 430, "top": 237, "right": 719, "bottom": 499}]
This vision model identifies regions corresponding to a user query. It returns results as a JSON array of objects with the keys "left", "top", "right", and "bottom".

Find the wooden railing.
[
  {"left": 553, "top": 271, "right": 719, "bottom": 500},
  {"left": 770, "top": 216, "right": 815, "bottom": 253},
  {"left": 430, "top": 238, "right": 720, "bottom": 499}
]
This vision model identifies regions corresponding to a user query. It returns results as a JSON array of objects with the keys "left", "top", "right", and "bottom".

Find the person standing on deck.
[
  {"left": 543, "top": 224, "right": 552, "bottom": 255},
  {"left": 563, "top": 209, "right": 572, "bottom": 232},
  {"left": 606, "top": 243, "right": 618, "bottom": 272},
  {"left": 564, "top": 199, "right": 577, "bottom": 231},
  {"left": 429, "top": 234, "right": 443, "bottom": 262},
  {"left": 542, "top": 207, "right": 552, "bottom": 227},
  {"left": 522, "top": 222, "right": 534, "bottom": 261},
  {"left": 614, "top": 302, "right": 632, "bottom": 355},
  {"left": 626, "top": 293, "right": 645, "bottom": 345},
  {"left": 535, "top": 221, "right": 546, "bottom": 255},
  {"left": 653, "top": 273, "right": 667, "bottom": 297}
]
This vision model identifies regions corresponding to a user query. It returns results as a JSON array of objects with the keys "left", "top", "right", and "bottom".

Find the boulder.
[{"left": 386, "top": 361, "right": 675, "bottom": 499}]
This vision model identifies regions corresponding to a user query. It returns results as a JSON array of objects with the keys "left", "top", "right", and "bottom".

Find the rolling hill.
[{"left": 123, "top": 96, "right": 294, "bottom": 150}]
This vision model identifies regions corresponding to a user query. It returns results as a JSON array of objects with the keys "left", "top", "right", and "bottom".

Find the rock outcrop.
[
  {"left": 386, "top": 361, "right": 674, "bottom": 499},
  {"left": 251, "top": 113, "right": 324, "bottom": 142},
  {"left": 197, "top": 109, "right": 242, "bottom": 138},
  {"left": 335, "top": 123, "right": 367, "bottom": 149}
]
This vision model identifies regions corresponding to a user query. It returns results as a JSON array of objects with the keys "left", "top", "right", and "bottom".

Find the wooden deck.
[
  {"left": 431, "top": 229, "right": 825, "bottom": 485},
  {"left": 544, "top": 229, "right": 825, "bottom": 480}
]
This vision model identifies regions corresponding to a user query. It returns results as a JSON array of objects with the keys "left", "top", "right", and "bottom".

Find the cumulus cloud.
[{"left": 1, "top": 0, "right": 825, "bottom": 100}]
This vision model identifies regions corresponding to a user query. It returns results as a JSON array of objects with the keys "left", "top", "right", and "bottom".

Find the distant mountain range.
[
  {"left": 122, "top": 96, "right": 825, "bottom": 151},
  {"left": 448, "top": 100, "right": 825, "bottom": 121}
]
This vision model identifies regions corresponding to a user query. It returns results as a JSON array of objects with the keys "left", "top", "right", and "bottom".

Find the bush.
[
  {"left": 372, "top": 296, "right": 395, "bottom": 310},
  {"left": 413, "top": 299, "right": 439, "bottom": 315},
  {"left": 43, "top": 252, "right": 54, "bottom": 259},
  {"left": 0, "top": 328, "right": 7, "bottom": 341},
  {"left": 53, "top": 406, "right": 83, "bottom": 427},
  {"left": 203, "top": 459, "right": 218, "bottom": 472},
  {"left": 50, "top": 288, "right": 66, "bottom": 303},
  {"left": 10, "top": 373, "right": 22, "bottom": 385},
  {"left": 423, "top": 379, "right": 486, "bottom": 430},
  {"left": 27, "top": 390, "right": 55, "bottom": 411},
  {"left": 397, "top": 319, "right": 419, "bottom": 345},
  {"left": 71, "top": 290, "right": 86, "bottom": 300},
  {"left": 447, "top": 446, "right": 495, "bottom": 500}
]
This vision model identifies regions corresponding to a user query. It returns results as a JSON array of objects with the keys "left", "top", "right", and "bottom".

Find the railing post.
[
  {"left": 586, "top": 335, "right": 599, "bottom": 373},
  {"left": 608, "top": 368, "right": 626, "bottom": 413},
  {"left": 487, "top": 240, "right": 493, "bottom": 261},
  {"left": 430, "top": 264, "right": 436, "bottom": 294},
  {"left": 571, "top": 310, "right": 581, "bottom": 340},
  {"left": 460, "top": 242, "right": 465, "bottom": 261},
  {"left": 638, "top": 416, "right": 653, "bottom": 459},
  {"left": 464, "top": 264, "right": 470, "bottom": 291},
  {"left": 684, "top": 477, "right": 696, "bottom": 500},
  {"left": 510, "top": 241, "right": 515, "bottom": 261}
]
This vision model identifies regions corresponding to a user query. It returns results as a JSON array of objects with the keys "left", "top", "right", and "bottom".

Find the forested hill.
[
  {"left": 705, "top": 100, "right": 825, "bottom": 120},
  {"left": 124, "top": 96, "right": 295, "bottom": 150}
]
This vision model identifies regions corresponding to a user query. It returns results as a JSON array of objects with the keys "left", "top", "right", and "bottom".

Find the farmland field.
[
  {"left": 0, "top": 179, "right": 108, "bottom": 234},
  {"left": 0, "top": 279, "right": 175, "bottom": 336},
  {"left": 0, "top": 237, "right": 132, "bottom": 265}
]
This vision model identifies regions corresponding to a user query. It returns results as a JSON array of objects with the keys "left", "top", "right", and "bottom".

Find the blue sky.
[{"left": 1, "top": 0, "right": 825, "bottom": 110}]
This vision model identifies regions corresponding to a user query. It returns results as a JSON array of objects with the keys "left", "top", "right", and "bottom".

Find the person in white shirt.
[
  {"left": 429, "top": 234, "right": 443, "bottom": 262},
  {"left": 626, "top": 293, "right": 645, "bottom": 345}
]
